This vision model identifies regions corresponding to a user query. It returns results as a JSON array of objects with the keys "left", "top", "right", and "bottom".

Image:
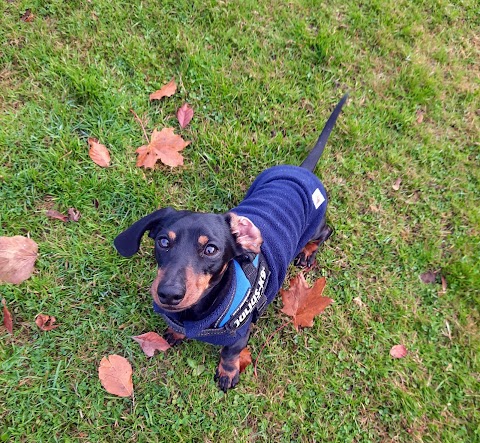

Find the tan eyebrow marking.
[
  {"left": 198, "top": 235, "right": 209, "bottom": 245},
  {"left": 168, "top": 231, "right": 176, "bottom": 240}
]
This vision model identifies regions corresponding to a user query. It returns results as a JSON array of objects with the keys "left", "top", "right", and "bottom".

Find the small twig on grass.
[
  {"left": 253, "top": 320, "right": 290, "bottom": 378},
  {"left": 130, "top": 109, "right": 150, "bottom": 144}
]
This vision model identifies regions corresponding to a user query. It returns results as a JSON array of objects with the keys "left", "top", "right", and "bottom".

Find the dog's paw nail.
[
  {"left": 215, "top": 370, "right": 239, "bottom": 392},
  {"left": 295, "top": 255, "right": 307, "bottom": 268}
]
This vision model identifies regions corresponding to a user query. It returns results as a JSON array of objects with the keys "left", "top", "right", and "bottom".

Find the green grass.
[{"left": 1, "top": 0, "right": 479, "bottom": 441}]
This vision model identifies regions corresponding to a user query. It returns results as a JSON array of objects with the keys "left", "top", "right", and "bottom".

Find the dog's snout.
[{"left": 158, "top": 284, "right": 185, "bottom": 306}]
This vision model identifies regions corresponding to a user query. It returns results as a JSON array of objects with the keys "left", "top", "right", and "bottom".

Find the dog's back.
[{"left": 233, "top": 165, "right": 328, "bottom": 298}]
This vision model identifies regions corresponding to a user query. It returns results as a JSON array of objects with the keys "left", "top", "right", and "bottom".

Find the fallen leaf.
[
  {"left": 280, "top": 273, "right": 332, "bottom": 331},
  {"left": 2, "top": 299, "right": 13, "bottom": 334},
  {"left": 20, "top": 9, "right": 34, "bottom": 22},
  {"left": 46, "top": 209, "right": 69, "bottom": 222},
  {"left": 420, "top": 270, "right": 438, "bottom": 284},
  {"left": 177, "top": 103, "right": 194, "bottom": 128},
  {"left": 390, "top": 344, "right": 408, "bottom": 359},
  {"left": 416, "top": 110, "right": 424, "bottom": 124},
  {"left": 0, "top": 236, "right": 38, "bottom": 284},
  {"left": 439, "top": 275, "right": 447, "bottom": 294},
  {"left": 149, "top": 79, "right": 177, "bottom": 101},
  {"left": 67, "top": 208, "right": 81, "bottom": 222},
  {"left": 45, "top": 208, "right": 81, "bottom": 222},
  {"left": 239, "top": 348, "right": 252, "bottom": 373},
  {"left": 35, "top": 314, "right": 59, "bottom": 331},
  {"left": 392, "top": 178, "right": 402, "bottom": 191},
  {"left": 98, "top": 355, "right": 134, "bottom": 397},
  {"left": 353, "top": 296, "right": 365, "bottom": 308},
  {"left": 132, "top": 332, "right": 171, "bottom": 357},
  {"left": 136, "top": 128, "right": 190, "bottom": 168},
  {"left": 88, "top": 138, "right": 111, "bottom": 167}
]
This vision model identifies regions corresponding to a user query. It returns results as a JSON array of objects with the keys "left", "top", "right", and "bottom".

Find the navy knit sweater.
[
  {"left": 154, "top": 165, "right": 328, "bottom": 346},
  {"left": 234, "top": 165, "right": 328, "bottom": 304}
]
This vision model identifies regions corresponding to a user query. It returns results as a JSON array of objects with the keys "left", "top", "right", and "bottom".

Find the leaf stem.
[
  {"left": 130, "top": 109, "right": 150, "bottom": 144},
  {"left": 253, "top": 320, "right": 291, "bottom": 378}
]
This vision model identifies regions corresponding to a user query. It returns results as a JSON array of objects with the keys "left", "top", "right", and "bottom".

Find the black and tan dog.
[{"left": 114, "top": 94, "right": 347, "bottom": 391}]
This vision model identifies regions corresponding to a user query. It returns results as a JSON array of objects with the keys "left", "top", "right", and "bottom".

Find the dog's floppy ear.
[
  {"left": 114, "top": 207, "right": 180, "bottom": 257},
  {"left": 226, "top": 212, "right": 263, "bottom": 254}
]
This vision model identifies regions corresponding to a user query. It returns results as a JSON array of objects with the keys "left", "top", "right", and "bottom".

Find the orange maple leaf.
[
  {"left": 280, "top": 273, "right": 332, "bottom": 331},
  {"left": 149, "top": 79, "right": 177, "bottom": 101},
  {"left": 136, "top": 128, "right": 190, "bottom": 168}
]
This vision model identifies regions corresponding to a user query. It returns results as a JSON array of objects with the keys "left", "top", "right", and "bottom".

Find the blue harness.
[{"left": 153, "top": 253, "right": 271, "bottom": 346}]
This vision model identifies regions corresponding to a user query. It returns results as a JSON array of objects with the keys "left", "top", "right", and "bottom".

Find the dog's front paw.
[
  {"left": 214, "top": 358, "right": 240, "bottom": 392},
  {"left": 295, "top": 241, "right": 320, "bottom": 268},
  {"left": 163, "top": 327, "right": 186, "bottom": 346}
]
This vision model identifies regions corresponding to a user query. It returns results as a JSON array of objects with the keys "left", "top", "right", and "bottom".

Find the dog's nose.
[{"left": 157, "top": 285, "right": 184, "bottom": 306}]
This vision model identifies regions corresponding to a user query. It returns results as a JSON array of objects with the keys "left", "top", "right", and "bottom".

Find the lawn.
[{"left": 1, "top": 0, "right": 479, "bottom": 442}]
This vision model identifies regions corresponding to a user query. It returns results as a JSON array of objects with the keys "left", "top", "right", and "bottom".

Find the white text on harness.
[{"left": 233, "top": 266, "right": 267, "bottom": 328}]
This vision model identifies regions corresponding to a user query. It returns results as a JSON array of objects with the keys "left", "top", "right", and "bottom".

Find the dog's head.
[{"left": 114, "top": 207, "right": 262, "bottom": 311}]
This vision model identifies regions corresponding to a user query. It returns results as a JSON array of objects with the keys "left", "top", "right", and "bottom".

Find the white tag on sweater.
[{"left": 312, "top": 188, "right": 325, "bottom": 209}]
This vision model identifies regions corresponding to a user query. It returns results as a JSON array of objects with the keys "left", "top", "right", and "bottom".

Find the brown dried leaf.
[
  {"left": 45, "top": 209, "right": 80, "bottom": 222},
  {"left": 392, "top": 178, "right": 402, "bottom": 191},
  {"left": 239, "top": 348, "right": 252, "bottom": 374},
  {"left": 416, "top": 110, "right": 424, "bottom": 124},
  {"left": 439, "top": 275, "right": 447, "bottom": 294},
  {"left": 2, "top": 298, "right": 13, "bottom": 334},
  {"left": 67, "top": 208, "right": 81, "bottom": 222},
  {"left": 132, "top": 332, "right": 171, "bottom": 357},
  {"left": 280, "top": 273, "right": 332, "bottom": 331},
  {"left": 353, "top": 296, "right": 365, "bottom": 308},
  {"left": 390, "top": 344, "right": 408, "bottom": 359},
  {"left": 0, "top": 236, "right": 38, "bottom": 284},
  {"left": 88, "top": 138, "right": 111, "bottom": 167},
  {"left": 21, "top": 9, "right": 34, "bottom": 22},
  {"left": 35, "top": 314, "right": 59, "bottom": 331},
  {"left": 177, "top": 103, "right": 194, "bottom": 128},
  {"left": 420, "top": 270, "right": 438, "bottom": 284},
  {"left": 46, "top": 209, "right": 69, "bottom": 222},
  {"left": 149, "top": 79, "right": 177, "bottom": 101},
  {"left": 136, "top": 128, "right": 190, "bottom": 168},
  {"left": 98, "top": 355, "right": 134, "bottom": 397}
]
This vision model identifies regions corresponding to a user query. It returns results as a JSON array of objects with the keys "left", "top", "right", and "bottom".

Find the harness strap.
[
  {"left": 155, "top": 253, "right": 271, "bottom": 339},
  {"left": 221, "top": 252, "right": 270, "bottom": 329}
]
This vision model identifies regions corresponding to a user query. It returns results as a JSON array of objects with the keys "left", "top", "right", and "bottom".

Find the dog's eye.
[
  {"left": 204, "top": 244, "right": 218, "bottom": 256},
  {"left": 158, "top": 237, "right": 171, "bottom": 249}
]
